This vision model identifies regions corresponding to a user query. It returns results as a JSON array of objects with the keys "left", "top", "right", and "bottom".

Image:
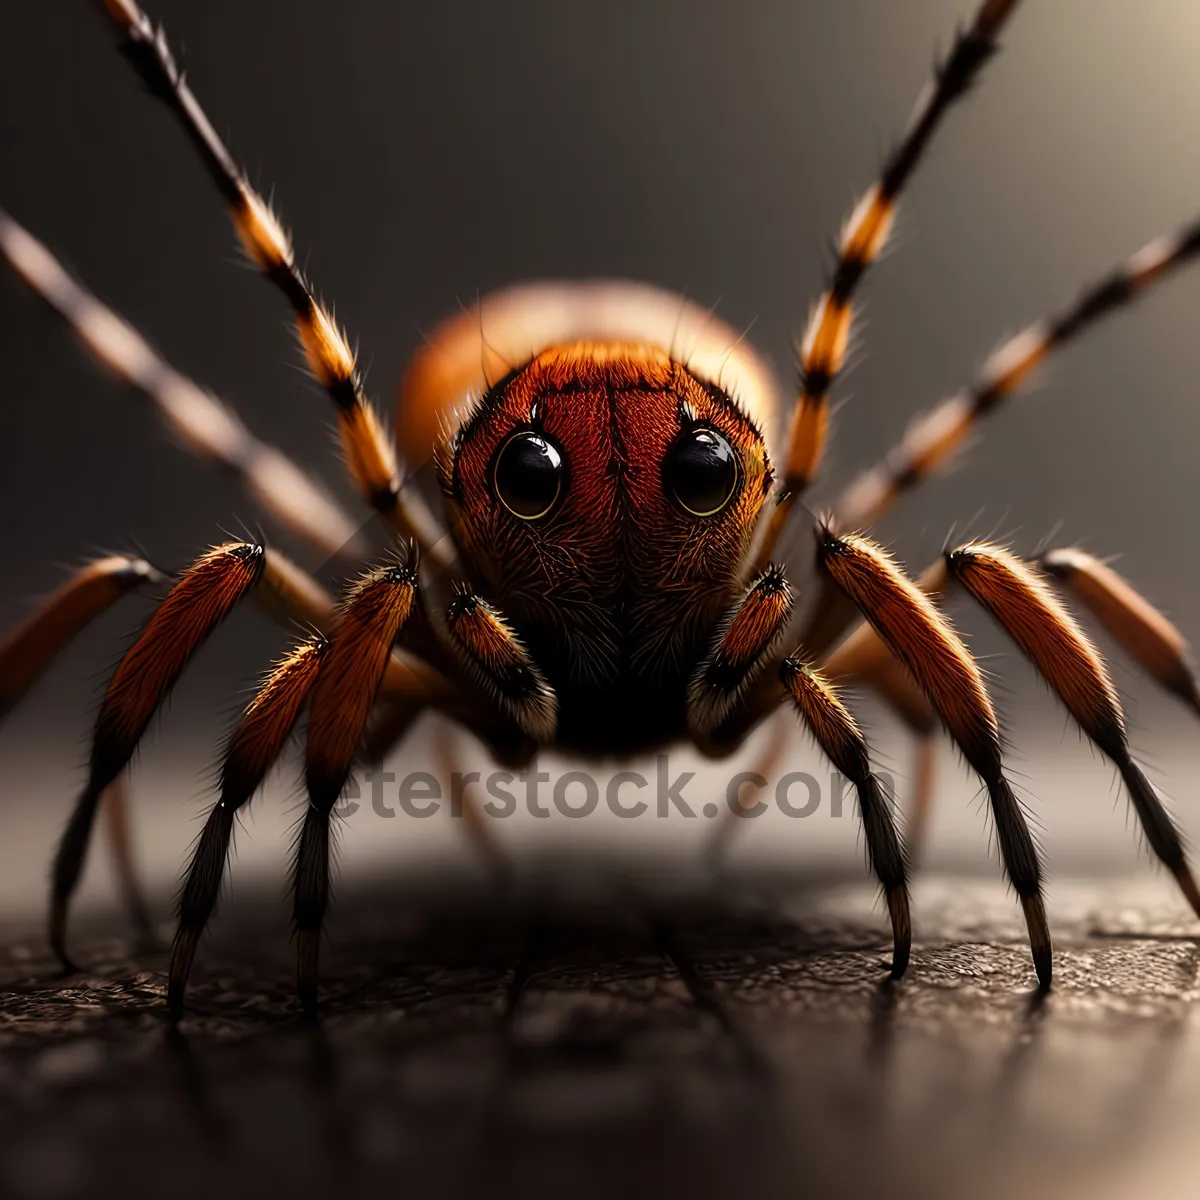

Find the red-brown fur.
[{"left": 442, "top": 342, "right": 772, "bottom": 751}]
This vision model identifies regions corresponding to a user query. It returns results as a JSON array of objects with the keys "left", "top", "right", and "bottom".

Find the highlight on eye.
[
  {"left": 492, "top": 430, "right": 566, "bottom": 520},
  {"left": 663, "top": 426, "right": 738, "bottom": 517}
]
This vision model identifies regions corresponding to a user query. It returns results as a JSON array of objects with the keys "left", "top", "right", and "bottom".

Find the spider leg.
[
  {"left": 42, "top": 541, "right": 451, "bottom": 971},
  {"left": 945, "top": 542, "right": 1200, "bottom": 916},
  {"left": 821, "top": 562, "right": 947, "bottom": 861},
  {"left": 169, "top": 635, "right": 326, "bottom": 1019},
  {"left": 906, "top": 735, "right": 940, "bottom": 868},
  {"left": 0, "top": 212, "right": 361, "bottom": 560},
  {"left": 256, "top": 545, "right": 460, "bottom": 710},
  {"left": 814, "top": 525, "right": 1051, "bottom": 988},
  {"left": 754, "top": 0, "right": 1023, "bottom": 568},
  {"left": 700, "top": 712, "right": 789, "bottom": 869},
  {"left": 0, "top": 555, "right": 164, "bottom": 723},
  {"left": 50, "top": 542, "right": 266, "bottom": 969},
  {"left": 779, "top": 661, "right": 910, "bottom": 978},
  {"left": 99, "top": 774, "right": 154, "bottom": 947},
  {"left": 0, "top": 546, "right": 332, "bottom": 961},
  {"left": 687, "top": 565, "right": 795, "bottom": 740},
  {"left": 98, "top": 0, "right": 446, "bottom": 561},
  {"left": 835, "top": 217, "right": 1200, "bottom": 534},
  {"left": 430, "top": 722, "right": 511, "bottom": 884},
  {"left": 1040, "top": 548, "right": 1200, "bottom": 719},
  {"left": 691, "top": 563, "right": 920, "bottom": 943},
  {"left": 443, "top": 593, "right": 558, "bottom": 743},
  {"left": 295, "top": 561, "right": 419, "bottom": 1013}
]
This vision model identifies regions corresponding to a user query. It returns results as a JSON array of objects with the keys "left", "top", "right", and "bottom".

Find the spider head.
[{"left": 439, "top": 342, "right": 773, "bottom": 686}]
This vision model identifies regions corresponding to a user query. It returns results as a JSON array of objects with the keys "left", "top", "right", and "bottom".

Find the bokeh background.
[
  {"left": 4, "top": 0, "right": 1200, "bottom": 896},
  {"left": 4, "top": 4, "right": 1200, "bottom": 1199}
]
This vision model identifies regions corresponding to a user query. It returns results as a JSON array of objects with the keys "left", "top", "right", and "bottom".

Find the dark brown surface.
[{"left": 1, "top": 868, "right": 1199, "bottom": 1200}]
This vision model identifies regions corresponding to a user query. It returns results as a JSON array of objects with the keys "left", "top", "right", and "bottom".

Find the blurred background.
[{"left": 2, "top": 2, "right": 1200, "bottom": 1197}]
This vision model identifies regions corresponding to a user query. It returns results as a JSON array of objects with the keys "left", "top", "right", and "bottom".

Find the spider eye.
[
  {"left": 493, "top": 431, "right": 565, "bottom": 520},
  {"left": 664, "top": 427, "right": 738, "bottom": 517}
]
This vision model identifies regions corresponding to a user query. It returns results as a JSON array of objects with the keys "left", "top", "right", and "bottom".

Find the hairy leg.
[
  {"left": 1040, "top": 548, "right": 1200, "bottom": 718},
  {"left": 835, "top": 219, "right": 1200, "bottom": 534},
  {"left": 169, "top": 636, "right": 327, "bottom": 1018},
  {"left": 443, "top": 593, "right": 557, "bottom": 742},
  {"left": 754, "top": 0, "right": 1023, "bottom": 567},
  {"left": 49, "top": 542, "right": 266, "bottom": 968},
  {"left": 0, "top": 212, "right": 361, "bottom": 559},
  {"left": 945, "top": 542, "right": 1200, "bottom": 916},
  {"left": 98, "top": 0, "right": 447, "bottom": 562},
  {"left": 294, "top": 563, "right": 419, "bottom": 1013},
  {"left": 814, "top": 526, "right": 1050, "bottom": 988},
  {"left": 779, "top": 661, "right": 910, "bottom": 978},
  {"left": 687, "top": 565, "right": 795, "bottom": 739}
]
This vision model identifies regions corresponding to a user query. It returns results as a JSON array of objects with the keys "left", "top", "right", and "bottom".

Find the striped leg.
[
  {"left": 50, "top": 542, "right": 266, "bottom": 969},
  {"left": 169, "top": 636, "right": 327, "bottom": 1018},
  {"left": 1040, "top": 548, "right": 1200, "bottom": 718},
  {"left": 945, "top": 542, "right": 1200, "bottom": 916},
  {"left": 835, "top": 216, "right": 1200, "bottom": 533},
  {"left": 99, "top": 0, "right": 446, "bottom": 562},
  {"left": 295, "top": 563, "right": 418, "bottom": 1013},
  {"left": 753, "top": 0, "right": 1023, "bottom": 569},
  {"left": 780, "top": 661, "right": 911, "bottom": 978},
  {"left": 814, "top": 526, "right": 1051, "bottom": 988},
  {"left": 0, "top": 212, "right": 360, "bottom": 560},
  {"left": 687, "top": 564, "right": 795, "bottom": 739},
  {"left": 443, "top": 593, "right": 558, "bottom": 742}
]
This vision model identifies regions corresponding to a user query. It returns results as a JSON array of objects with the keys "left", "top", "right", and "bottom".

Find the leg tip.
[
  {"left": 48, "top": 899, "right": 76, "bottom": 974},
  {"left": 1017, "top": 897, "right": 1056, "bottom": 988},
  {"left": 167, "top": 926, "right": 200, "bottom": 1018},
  {"left": 297, "top": 927, "right": 321, "bottom": 1016},
  {"left": 1020, "top": 892, "right": 1054, "bottom": 990},
  {"left": 1172, "top": 864, "right": 1200, "bottom": 922},
  {"left": 885, "top": 886, "right": 912, "bottom": 981},
  {"left": 49, "top": 930, "right": 79, "bottom": 976}
]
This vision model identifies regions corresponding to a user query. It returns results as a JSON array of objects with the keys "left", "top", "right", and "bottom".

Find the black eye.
[
  {"left": 493, "top": 431, "right": 566, "bottom": 520},
  {"left": 664, "top": 427, "right": 738, "bottom": 517}
]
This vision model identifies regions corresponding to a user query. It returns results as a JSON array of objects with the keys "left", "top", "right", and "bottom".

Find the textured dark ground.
[{"left": 2, "top": 866, "right": 1199, "bottom": 1200}]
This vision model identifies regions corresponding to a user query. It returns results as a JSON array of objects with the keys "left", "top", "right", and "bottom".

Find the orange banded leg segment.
[
  {"left": 444, "top": 594, "right": 557, "bottom": 742},
  {"left": 50, "top": 543, "right": 265, "bottom": 969},
  {"left": 99, "top": 0, "right": 445, "bottom": 559},
  {"left": 946, "top": 543, "right": 1200, "bottom": 917},
  {"left": 0, "top": 210, "right": 360, "bottom": 559},
  {"left": 815, "top": 526, "right": 1050, "bottom": 987},
  {"left": 688, "top": 564, "right": 794, "bottom": 738},
  {"left": 169, "top": 635, "right": 326, "bottom": 1019},
  {"left": 1040, "top": 548, "right": 1200, "bottom": 718},
  {"left": 756, "top": 0, "right": 1022, "bottom": 567},
  {"left": 816, "top": 558, "right": 945, "bottom": 746},
  {"left": 820, "top": 615, "right": 941, "bottom": 865},
  {"left": 294, "top": 561, "right": 418, "bottom": 1013},
  {"left": 780, "top": 661, "right": 911, "bottom": 977},
  {"left": 0, "top": 555, "right": 163, "bottom": 722},
  {"left": 836, "top": 215, "right": 1200, "bottom": 533}
]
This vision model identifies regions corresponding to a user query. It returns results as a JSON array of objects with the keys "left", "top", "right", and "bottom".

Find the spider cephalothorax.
[
  {"left": 438, "top": 342, "right": 772, "bottom": 749},
  {"left": 5, "top": 0, "right": 1200, "bottom": 1017}
]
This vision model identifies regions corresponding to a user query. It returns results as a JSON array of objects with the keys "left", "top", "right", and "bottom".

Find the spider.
[{"left": 2, "top": 0, "right": 1200, "bottom": 1017}]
